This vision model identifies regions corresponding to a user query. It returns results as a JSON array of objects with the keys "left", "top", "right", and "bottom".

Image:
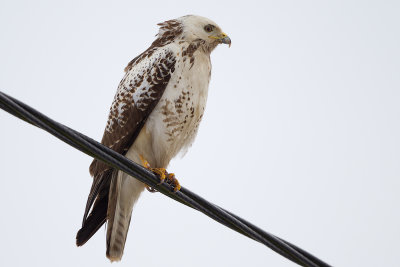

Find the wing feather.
[{"left": 80, "top": 47, "right": 176, "bottom": 230}]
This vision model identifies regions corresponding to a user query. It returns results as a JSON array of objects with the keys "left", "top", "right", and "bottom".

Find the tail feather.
[
  {"left": 77, "top": 151, "right": 145, "bottom": 261},
  {"left": 106, "top": 170, "right": 145, "bottom": 262}
]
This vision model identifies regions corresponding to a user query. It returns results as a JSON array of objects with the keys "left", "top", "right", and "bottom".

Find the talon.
[
  {"left": 139, "top": 155, "right": 166, "bottom": 184},
  {"left": 138, "top": 155, "right": 180, "bottom": 192},
  {"left": 151, "top": 168, "right": 167, "bottom": 184},
  {"left": 145, "top": 185, "right": 158, "bottom": 193},
  {"left": 166, "top": 173, "right": 181, "bottom": 192}
]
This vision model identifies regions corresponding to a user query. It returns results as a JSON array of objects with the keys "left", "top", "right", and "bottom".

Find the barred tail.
[{"left": 106, "top": 170, "right": 145, "bottom": 262}]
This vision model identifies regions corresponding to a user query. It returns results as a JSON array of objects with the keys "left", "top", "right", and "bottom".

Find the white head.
[
  {"left": 178, "top": 15, "right": 231, "bottom": 47},
  {"left": 156, "top": 15, "right": 231, "bottom": 52}
]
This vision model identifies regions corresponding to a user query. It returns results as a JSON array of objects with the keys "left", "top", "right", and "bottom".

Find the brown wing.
[{"left": 76, "top": 48, "right": 176, "bottom": 245}]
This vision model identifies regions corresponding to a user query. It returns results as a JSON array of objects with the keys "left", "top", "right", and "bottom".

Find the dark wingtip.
[
  {"left": 76, "top": 225, "right": 93, "bottom": 247},
  {"left": 76, "top": 215, "right": 107, "bottom": 247},
  {"left": 76, "top": 229, "right": 86, "bottom": 247},
  {"left": 76, "top": 186, "right": 109, "bottom": 246}
]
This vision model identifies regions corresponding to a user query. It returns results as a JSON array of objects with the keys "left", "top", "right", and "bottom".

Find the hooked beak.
[{"left": 209, "top": 32, "right": 231, "bottom": 47}]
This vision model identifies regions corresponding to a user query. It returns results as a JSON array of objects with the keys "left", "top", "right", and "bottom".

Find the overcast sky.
[{"left": 0, "top": 0, "right": 399, "bottom": 266}]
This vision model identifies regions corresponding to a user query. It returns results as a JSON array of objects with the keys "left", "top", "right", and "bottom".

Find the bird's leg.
[
  {"left": 139, "top": 155, "right": 160, "bottom": 193},
  {"left": 139, "top": 155, "right": 151, "bottom": 169},
  {"left": 139, "top": 155, "right": 181, "bottom": 192}
]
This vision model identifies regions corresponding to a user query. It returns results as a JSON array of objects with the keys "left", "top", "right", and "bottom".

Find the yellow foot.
[
  {"left": 139, "top": 155, "right": 151, "bottom": 169},
  {"left": 140, "top": 155, "right": 159, "bottom": 193},
  {"left": 165, "top": 172, "right": 181, "bottom": 192},
  {"left": 140, "top": 155, "right": 167, "bottom": 184},
  {"left": 139, "top": 155, "right": 181, "bottom": 192},
  {"left": 151, "top": 167, "right": 167, "bottom": 184}
]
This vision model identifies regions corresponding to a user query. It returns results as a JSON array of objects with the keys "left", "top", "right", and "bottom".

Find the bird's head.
[
  {"left": 180, "top": 15, "right": 231, "bottom": 49},
  {"left": 157, "top": 15, "right": 231, "bottom": 52}
]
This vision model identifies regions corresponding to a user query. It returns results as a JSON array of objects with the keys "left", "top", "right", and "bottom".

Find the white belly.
[{"left": 143, "top": 50, "right": 211, "bottom": 167}]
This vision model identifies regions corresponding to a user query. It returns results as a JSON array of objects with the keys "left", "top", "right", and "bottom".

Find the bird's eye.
[{"left": 204, "top": 24, "right": 214, "bottom": 33}]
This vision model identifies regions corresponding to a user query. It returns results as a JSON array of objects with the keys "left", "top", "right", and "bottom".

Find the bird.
[{"left": 76, "top": 15, "right": 231, "bottom": 261}]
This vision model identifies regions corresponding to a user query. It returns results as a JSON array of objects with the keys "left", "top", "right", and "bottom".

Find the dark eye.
[{"left": 204, "top": 24, "right": 214, "bottom": 33}]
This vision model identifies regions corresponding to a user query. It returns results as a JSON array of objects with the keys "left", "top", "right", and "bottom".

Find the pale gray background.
[{"left": 0, "top": 0, "right": 399, "bottom": 266}]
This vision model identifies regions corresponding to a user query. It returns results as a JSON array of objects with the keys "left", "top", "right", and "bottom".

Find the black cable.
[{"left": 0, "top": 91, "right": 331, "bottom": 267}]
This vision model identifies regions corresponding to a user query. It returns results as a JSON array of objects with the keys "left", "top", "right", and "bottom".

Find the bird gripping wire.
[{"left": 0, "top": 91, "right": 331, "bottom": 267}]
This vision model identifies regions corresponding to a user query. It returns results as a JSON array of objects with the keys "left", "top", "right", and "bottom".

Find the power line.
[{"left": 0, "top": 91, "right": 331, "bottom": 267}]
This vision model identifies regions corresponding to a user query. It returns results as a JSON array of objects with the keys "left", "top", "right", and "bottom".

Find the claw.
[
  {"left": 145, "top": 185, "right": 158, "bottom": 193},
  {"left": 151, "top": 168, "right": 167, "bottom": 184},
  {"left": 166, "top": 173, "right": 181, "bottom": 192},
  {"left": 139, "top": 155, "right": 181, "bottom": 192}
]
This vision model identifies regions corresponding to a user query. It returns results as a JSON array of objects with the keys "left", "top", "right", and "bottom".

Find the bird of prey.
[{"left": 76, "top": 15, "right": 231, "bottom": 261}]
